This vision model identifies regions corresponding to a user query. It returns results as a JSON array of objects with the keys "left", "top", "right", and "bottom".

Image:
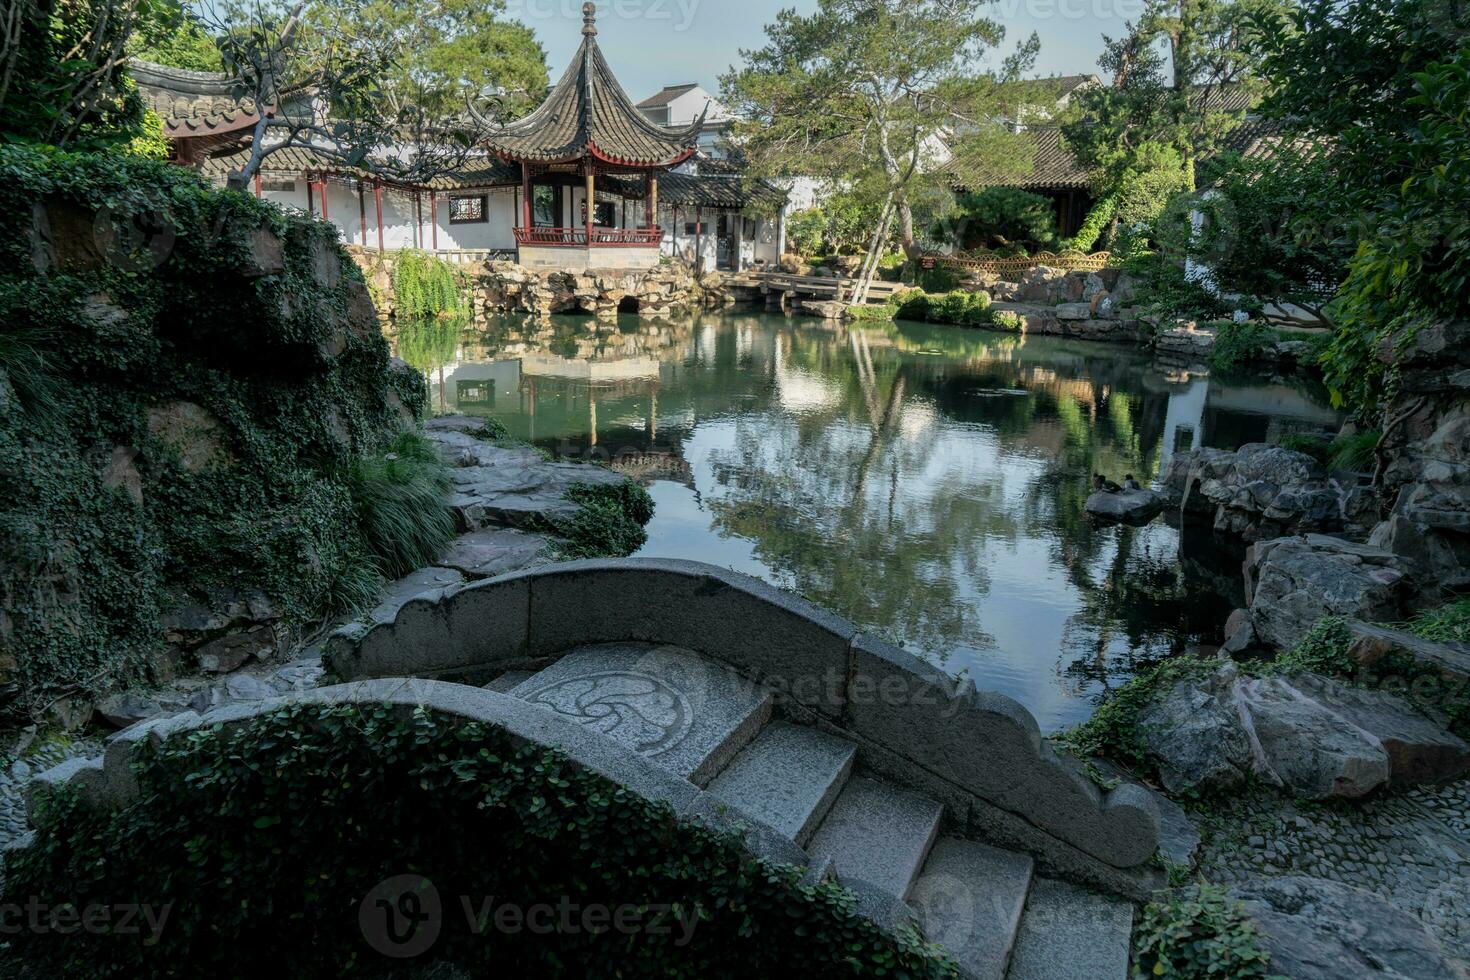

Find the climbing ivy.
[
  {"left": 1131, "top": 885, "right": 1277, "bottom": 979},
  {"left": 2, "top": 703, "right": 959, "bottom": 977},
  {"left": 0, "top": 144, "right": 429, "bottom": 717}
]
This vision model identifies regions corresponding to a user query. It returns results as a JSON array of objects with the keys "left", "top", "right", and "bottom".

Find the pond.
[{"left": 398, "top": 312, "right": 1341, "bottom": 732}]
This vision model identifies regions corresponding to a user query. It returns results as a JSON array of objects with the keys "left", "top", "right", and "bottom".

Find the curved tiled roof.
[
  {"left": 604, "top": 171, "right": 787, "bottom": 209},
  {"left": 481, "top": 5, "right": 703, "bottom": 167},
  {"left": 130, "top": 59, "right": 265, "bottom": 138},
  {"left": 944, "top": 128, "right": 1092, "bottom": 191}
]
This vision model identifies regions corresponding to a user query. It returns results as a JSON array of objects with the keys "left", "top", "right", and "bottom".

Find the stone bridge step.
[
  {"left": 706, "top": 721, "right": 856, "bottom": 847},
  {"left": 805, "top": 776, "right": 943, "bottom": 902},
  {"left": 912, "top": 837, "right": 1033, "bottom": 980},
  {"left": 508, "top": 642, "right": 772, "bottom": 786},
  {"left": 1005, "top": 878, "right": 1133, "bottom": 980}
]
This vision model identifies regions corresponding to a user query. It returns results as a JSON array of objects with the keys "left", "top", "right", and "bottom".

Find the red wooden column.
[
  {"left": 318, "top": 178, "right": 329, "bottom": 220},
  {"left": 253, "top": 174, "right": 262, "bottom": 198},
  {"left": 358, "top": 181, "right": 368, "bottom": 247},
  {"left": 585, "top": 166, "right": 595, "bottom": 244},
  {"left": 429, "top": 190, "right": 439, "bottom": 250},
  {"left": 414, "top": 192, "right": 422, "bottom": 248},
  {"left": 521, "top": 163, "right": 532, "bottom": 232},
  {"left": 373, "top": 181, "right": 385, "bottom": 252}
]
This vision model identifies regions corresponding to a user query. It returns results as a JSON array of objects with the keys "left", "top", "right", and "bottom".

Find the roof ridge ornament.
[{"left": 582, "top": 2, "right": 597, "bottom": 36}]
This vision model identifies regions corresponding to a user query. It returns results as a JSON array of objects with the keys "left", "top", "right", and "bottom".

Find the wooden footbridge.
[{"left": 722, "top": 270, "right": 907, "bottom": 310}]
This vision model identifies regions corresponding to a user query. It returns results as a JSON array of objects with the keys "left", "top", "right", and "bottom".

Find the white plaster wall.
[{"left": 436, "top": 187, "right": 518, "bottom": 250}]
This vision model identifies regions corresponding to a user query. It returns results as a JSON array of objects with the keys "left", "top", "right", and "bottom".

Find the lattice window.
[{"left": 449, "top": 196, "right": 487, "bottom": 224}]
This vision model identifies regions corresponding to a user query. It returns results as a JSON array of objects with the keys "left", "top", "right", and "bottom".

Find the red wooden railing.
[{"left": 515, "top": 227, "right": 663, "bottom": 248}]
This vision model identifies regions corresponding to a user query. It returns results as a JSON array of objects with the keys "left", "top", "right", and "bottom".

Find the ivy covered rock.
[{"left": 0, "top": 145, "right": 429, "bottom": 717}]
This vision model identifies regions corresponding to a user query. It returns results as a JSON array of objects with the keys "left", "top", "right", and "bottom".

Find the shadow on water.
[{"left": 401, "top": 311, "right": 1338, "bottom": 731}]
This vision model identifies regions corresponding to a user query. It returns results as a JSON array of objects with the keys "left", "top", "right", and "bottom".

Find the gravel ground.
[{"left": 1193, "top": 778, "right": 1470, "bottom": 968}]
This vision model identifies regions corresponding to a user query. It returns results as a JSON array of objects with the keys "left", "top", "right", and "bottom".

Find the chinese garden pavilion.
[{"left": 481, "top": 3, "right": 707, "bottom": 270}]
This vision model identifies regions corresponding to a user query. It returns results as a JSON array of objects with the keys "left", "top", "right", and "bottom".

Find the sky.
[{"left": 508, "top": 0, "right": 1136, "bottom": 103}]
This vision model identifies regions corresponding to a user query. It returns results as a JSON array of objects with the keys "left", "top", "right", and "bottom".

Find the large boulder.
[
  {"left": 1231, "top": 877, "right": 1463, "bottom": 980},
  {"left": 1246, "top": 535, "right": 1410, "bottom": 652},
  {"left": 1233, "top": 674, "right": 1390, "bottom": 798},
  {"left": 1135, "top": 662, "right": 1468, "bottom": 798},
  {"left": 1085, "top": 488, "right": 1167, "bottom": 524},
  {"left": 1345, "top": 619, "right": 1470, "bottom": 687},
  {"left": 1137, "top": 661, "right": 1253, "bottom": 794}
]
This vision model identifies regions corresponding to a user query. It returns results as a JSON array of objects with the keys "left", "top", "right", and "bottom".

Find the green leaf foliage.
[
  {"left": 1, "top": 703, "right": 960, "bottom": 976},
  {"left": 947, "top": 187, "right": 1059, "bottom": 253},
  {"left": 392, "top": 249, "right": 468, "bottom": 318},
  {"left": 550, "top": 482, "right": 656, "bottom": 560},
  {"left": 1132, "top": 885, "right": 1277, "bottom": 979}
]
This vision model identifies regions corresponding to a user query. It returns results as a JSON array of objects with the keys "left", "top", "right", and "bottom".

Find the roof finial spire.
[{"left": 582, "top": 2, "right": 597, "bottom": 36}]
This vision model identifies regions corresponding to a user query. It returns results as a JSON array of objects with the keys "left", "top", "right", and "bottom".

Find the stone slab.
[
  {"left": 368, "top": 566, "right": 465, "bottom": 626},
  {"left": 510, "top": 643, "right": 773, "bottom": 786},
  {"left": 806, "top": 776, "right": 943, "bottom": 900},
  {"left": 1007, "top": 878, "right": 1133, "bottom": 980},
  {"left": 910, "top": 837, "right": 1033, "bottom": 980},
  {"left": 707, "top": 722, "right": 856, "bottom": 846},
  {"left": 435, "top": 528, "right": 551, "bottom": 581}
]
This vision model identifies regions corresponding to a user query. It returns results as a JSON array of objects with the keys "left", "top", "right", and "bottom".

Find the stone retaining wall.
[{"left": 323, "top": 558, "right": 1163, "bottom": 878}]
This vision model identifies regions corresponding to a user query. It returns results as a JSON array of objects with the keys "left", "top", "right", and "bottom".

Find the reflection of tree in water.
[{"left": 394, "top": 314, "right": 465, "bottom": 413}]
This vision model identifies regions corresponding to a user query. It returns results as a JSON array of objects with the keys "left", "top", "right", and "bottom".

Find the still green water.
[{"left": 400, "top": 312, "right": 1340, "bottom": 731}]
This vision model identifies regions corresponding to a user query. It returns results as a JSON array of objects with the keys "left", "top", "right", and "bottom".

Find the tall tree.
[
  {"left": 1250, "top": 0, "right": 1470, "bottom": 416},
  {"left": 1060, "top": 0, "right": 1285, "bottom": 247},
  {"left": 184, "top": 0, "right": 545, "bottom": 188},
  {"left": 0, "top": 0, "right": 181, "bottom": 150},
  {"left": 721, "top": 0, "right": 1035, "bottom": 298}
]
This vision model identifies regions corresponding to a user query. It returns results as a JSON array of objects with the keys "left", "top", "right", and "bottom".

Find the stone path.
[{"left": 1192, "top": 778, "right": 1470, "bottom": 969}]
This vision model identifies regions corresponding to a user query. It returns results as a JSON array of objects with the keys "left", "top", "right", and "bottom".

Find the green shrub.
[
  {"left": 1054, "top": 654, "right": 1221, "bottom": 772},
  {"left": 930, "top": 291, "right": 992, "bottom": 327},
  {"left": 989, "top": 310, "right": 1025, "bottom": 332},
  {"left": 345, "top": 431, "right": 455, "bottom": 581},
  {"left": 949, "top": 187, "right": 1059, "bottom": 253},
  {"left": 550, "top": 481, "right": 656, "bottom": 559},
  {"left": 846, "top": 302, "right": 899, "bottom": 322},
  {"left": 1132, "top": 885, "right": 1275, "bottom": 979},
  {"left": 1210, "top": 321, "right": 1279, "bottom": 370},
  {"left": 393, "top": 249, "right": 467, "bottom": 318},
  {"left": 918, "top": 263, "right": 963, "bottom": 293},
  {"left": 1327, "top": 430, "right": 1379, "bottom": 472},
  {"left": 894, "top": 288, "right": 931, "bottom": 321},
  {"left": 1274, "top": 433, "right": 1331, "bottom": 463},
  {"left": 480, "top": 416, "right": 511, "bottom": 441},
  {"left": 3, "top": 702, "right": 958, "bottom": 977},
  {"left": 1269, "top": 617, "right": 1355, "bottom": 676}
]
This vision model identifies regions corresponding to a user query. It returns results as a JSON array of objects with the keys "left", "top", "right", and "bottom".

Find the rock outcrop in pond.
[
  {"left": 1245, "top": 535, "right": 1412, "bottom": 652},
  {"left": 1161, "top": 444, "right": 1375, "bottom": 540},
  {"left": 1085, "top": 488, "right": 1167, "bottom": 524}
]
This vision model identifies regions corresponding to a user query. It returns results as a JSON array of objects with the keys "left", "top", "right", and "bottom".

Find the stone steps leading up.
[
  {"left": 911, "top": 837, "right": 1034, "bottom": 980},
  {"left": 493, "top": 639, "right": 1133, "bottom": 977},
  {"left": 805, "top": 776, "right": 943, "bottom": 901},
  {"left": 1006, "top": 878, "right": 1134, "bottom": 980},
  {"left": 707, "top": 721, "right": 856, "bottom": 847}
]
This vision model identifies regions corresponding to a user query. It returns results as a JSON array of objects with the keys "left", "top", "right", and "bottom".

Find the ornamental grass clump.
[{"left": 345, "top": 431, "right": 455, "bottom": 580}]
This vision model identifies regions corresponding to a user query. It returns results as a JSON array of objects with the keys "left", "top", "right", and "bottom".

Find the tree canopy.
[{"left": 721, "top": 0, "right": 1037, "bottom": 290}]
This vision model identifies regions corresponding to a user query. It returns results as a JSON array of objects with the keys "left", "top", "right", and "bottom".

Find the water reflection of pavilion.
[{"left": 441, "top": 352, "right": 664, "bottom": 448}]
